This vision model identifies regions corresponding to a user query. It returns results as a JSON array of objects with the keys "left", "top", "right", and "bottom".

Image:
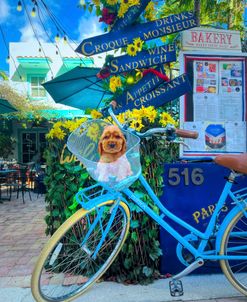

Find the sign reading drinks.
[
  {"left": 115, "top": 74, "right": 192, "bottom": 113},
  {"left": 105, "top": 44, "right": 176, "bottom": 75},
  {"left": 76, "top": 11, "right": 197, "bottom": 56},
  {"left": 181, "top": 27, "right": 242, "bottom": 52}
]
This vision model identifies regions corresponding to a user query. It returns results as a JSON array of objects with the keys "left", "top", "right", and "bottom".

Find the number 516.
[{"left": 168, "top": 168, "right": 204, "bottom": 186}]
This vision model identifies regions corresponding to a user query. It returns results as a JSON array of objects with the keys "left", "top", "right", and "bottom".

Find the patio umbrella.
[
  {"left": 42, "top": 67, "right": 113, "bottom": 110},
  {"left": 0, "top": 98, "right": 18, "bottom": 114}
]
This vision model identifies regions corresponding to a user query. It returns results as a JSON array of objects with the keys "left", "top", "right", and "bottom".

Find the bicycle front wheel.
[
  {"left": 31, "top": 200, "right": 130, "bottom": 302},
  {"left": 220, "top": 206, "right": 247, "bottom": 296}
]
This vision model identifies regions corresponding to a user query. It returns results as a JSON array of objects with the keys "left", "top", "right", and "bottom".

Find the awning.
[
  {"left": 17, "top": 56, "right": 52, "bottom": 70},
  {"left": 43, "top": 66, "right": 112, "bottom": 110}
]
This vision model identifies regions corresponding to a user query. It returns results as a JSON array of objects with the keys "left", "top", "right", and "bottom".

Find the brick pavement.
[{"left": 0, "top": 191, "right": 47, "bottom": 288}]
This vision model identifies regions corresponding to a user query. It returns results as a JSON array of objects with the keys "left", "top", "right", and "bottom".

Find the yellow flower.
[
  {"left": 160, "top": 36, "right": 167, "bottom": 43},
  {"left": 127, "top": 44, "right": 138, "bottom": 56},
  {"left": 146, "top": 108, "right": 157, "bottom": 123},
  {"left": 92, "top": 0, "right": 100, "bottom": 5},
  {"left": 118, "top": 3, "right": 128, "bottom": 17},
  {"left": 106, "top": 0, "right": 118, "bottom": 5},
  {"left": 87, "top": 123, "right": 100, "bottom": 142},
  {"left": 46, "top": 127, "right": 66, "bottom": 140},
  {"left": 91, "top": 109, "right": 103, "bottom": 119},
  {"left": 133, "top": 37, "right": 144, "bottom": 51},
  {"left": 159, "top": 112, "right": 176, "bottom": 127},
  {"left": 130, "top": 119, "right": 144, "bottom": 132},
  {"left": 144, "top": 1, "right": 156, "bottom": 21},
  {"left": 126, "top": 0, "right": 140, "bottom": 6},
  {"left": 109, "top": 76, "right": 122, "bottom": 93}
]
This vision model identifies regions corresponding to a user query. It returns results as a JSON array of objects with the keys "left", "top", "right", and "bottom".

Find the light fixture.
[
  {"left": 17, "top": 0, "right": 22, "bottom": 11},
  {"left": 31, "top": 6, "right": 36, "bottom": 17},
  {"left": 55, "top": 33, "right": 60, "bottom": 43},
  {"left": 6, "top": 55, "right": 10, "bottom": 64}
]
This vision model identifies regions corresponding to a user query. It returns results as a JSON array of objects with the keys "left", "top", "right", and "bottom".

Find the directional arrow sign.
[
  {"left": 76, "top": 11, "right": 197, "bottom": 56},
  {"left": 104, "top": 44, "right": 176, "bottom": 75},
  {"left": 114, "top": 74, "right": 192, "bottom": 113},
  {"left": 111, "top": 0, "right": 150, "bottom": 32}
]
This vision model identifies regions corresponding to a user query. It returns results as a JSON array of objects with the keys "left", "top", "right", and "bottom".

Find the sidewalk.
[{"left": 0, "top": 191, "right": 245, "bottom": 302}]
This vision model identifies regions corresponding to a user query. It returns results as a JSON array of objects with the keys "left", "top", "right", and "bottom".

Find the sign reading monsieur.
[
  {"left": 77, "top": 11, "right": 197, "bottom": 56},
  {"left": 115, "top": 74, "right": 191, "bottom": 113},
  {"left": 105, "top": 44, "right": 176, "bottom": 75}
]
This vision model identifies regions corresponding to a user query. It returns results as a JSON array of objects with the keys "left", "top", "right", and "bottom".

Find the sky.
[{"left": 0, "top": 0, "right": 104, "bottom": 72}]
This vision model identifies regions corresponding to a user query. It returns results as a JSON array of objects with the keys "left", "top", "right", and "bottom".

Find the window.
[{"left": 30, "top": 76, "right": 46, "bottom": 98}]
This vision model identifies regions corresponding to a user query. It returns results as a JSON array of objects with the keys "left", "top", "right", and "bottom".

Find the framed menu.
[{"left": 180, "top": 55, "right": 246, "bottom": 158}]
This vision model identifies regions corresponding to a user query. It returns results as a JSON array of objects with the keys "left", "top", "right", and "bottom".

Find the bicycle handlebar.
[
  {"left": 175, "top": 129, "right": 198, "bottom": 139},
  {"left": 105, "top": 105, "right": 198, "bottom": 140}
]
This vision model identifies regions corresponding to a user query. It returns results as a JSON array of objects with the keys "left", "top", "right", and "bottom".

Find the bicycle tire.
[
  {"left": 220, "top": 206, "right": 247, "bottom": 296},
  {"left": 31, "top": 200, "right": 130, "bottom": 302}
]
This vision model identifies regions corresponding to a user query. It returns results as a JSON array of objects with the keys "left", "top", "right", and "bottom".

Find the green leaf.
[
  {"left": 142, "top": 266, "right": 153, "bottom": 277},
  {"left": 131, "top": 231, "right": 138, "bottom": 242},
  {"left": 130, "top": 220, "right": 139, "bottom": 229}
]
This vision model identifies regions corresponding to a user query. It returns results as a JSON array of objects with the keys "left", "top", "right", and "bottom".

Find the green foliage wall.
[{"left": 44, "top": 118, "right": 178, "bottom": 283}]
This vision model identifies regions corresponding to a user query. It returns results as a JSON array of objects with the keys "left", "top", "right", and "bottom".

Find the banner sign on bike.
[
  {"left": 102, "top": 44, "right": 176, "bottom": 75},
  {"left": 116, "top": 66, "right": 167, "bottom": 107},
  {"left": 76, "top": 11, "right": 197, "bottom": 56},
  {"left": 111, "top": 0, "right": 150, "bottom": 32},
  {"left": 114, "top": 74, "right": 192, "bottom": 113}
]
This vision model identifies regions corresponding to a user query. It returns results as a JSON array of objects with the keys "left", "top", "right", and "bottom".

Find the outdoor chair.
[
  {"left": 0, "top": 174, "right": 11, "bottom": 201},
  {"left": 17, "top": 164, "right": 32, "bottom": 203},
  {"left": 8, "top": 163, "right": 32, "bottom": 204}
]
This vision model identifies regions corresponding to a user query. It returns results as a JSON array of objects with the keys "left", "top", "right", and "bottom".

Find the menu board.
[{"left": 181, "top": 57, "right": 246, "bottom": 158}]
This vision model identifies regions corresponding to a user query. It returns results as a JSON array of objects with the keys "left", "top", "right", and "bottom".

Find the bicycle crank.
[{"left": 169, "top": 258, "right": 204, "bottom": 297}]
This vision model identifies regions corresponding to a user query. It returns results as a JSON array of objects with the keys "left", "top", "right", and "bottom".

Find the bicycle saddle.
[{"left": 214, "top": 153, "right": 247, "bottom": 174}]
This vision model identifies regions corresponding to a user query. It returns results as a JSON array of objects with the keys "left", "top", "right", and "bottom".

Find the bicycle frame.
[{"left": 121, "top": 172, "right": 247, "bottom": 262}]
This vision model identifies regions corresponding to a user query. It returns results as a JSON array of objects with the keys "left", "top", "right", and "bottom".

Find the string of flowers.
[{"left": 46, "top": 106, "right": 177, "bottom": 141}]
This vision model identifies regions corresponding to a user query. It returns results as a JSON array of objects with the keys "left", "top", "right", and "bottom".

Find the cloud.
[
  {"left": 0, "top": 0, "right": 10, "bottom": 24},
  {"left": 77, "top": 14, "right": 104, "bottom": 41},
  {"left": 19, "top": 22, "right": 49, "bottom": 43}
]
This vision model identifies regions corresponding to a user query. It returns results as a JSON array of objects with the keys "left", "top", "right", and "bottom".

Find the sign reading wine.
[
  {"left": 104, "top": 44, "right": 176, "bottom": 75},
  {"left": 76, "top": 11, "right": 197, "bottom": 56}
]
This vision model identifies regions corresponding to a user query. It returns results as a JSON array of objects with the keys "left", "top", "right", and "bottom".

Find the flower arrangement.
[
  {"left": 84, "top": 0, "right": 158, "bottom": 26},
  {"left": 46, "top": 106, "right": 177, "bottom": 141}
]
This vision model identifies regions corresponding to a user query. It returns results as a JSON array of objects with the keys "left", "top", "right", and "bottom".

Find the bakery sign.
[{"left": 181, "top": 27, "right": 241, "bottom": 52}]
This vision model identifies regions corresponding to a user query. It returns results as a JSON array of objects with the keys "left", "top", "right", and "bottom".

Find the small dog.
[{"left": 96, "top": 125, "right": 132, "bottom": 182}]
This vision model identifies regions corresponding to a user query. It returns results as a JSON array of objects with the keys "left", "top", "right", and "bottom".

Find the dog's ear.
[{"left": 98, "top": 140, "right": 103, "bottom": 156}]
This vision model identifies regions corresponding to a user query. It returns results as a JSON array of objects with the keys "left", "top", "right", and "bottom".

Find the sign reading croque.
[
  {"left": 77, "top": 11, "right": 197, "bottom": 56},
  {"left": 181, "top": 27, "right": 241, "bottom": 52}
]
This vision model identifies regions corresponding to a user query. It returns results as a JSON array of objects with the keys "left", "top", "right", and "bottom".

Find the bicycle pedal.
[{"left": 169, "top": 279, "right": 183, "bottom": 297}]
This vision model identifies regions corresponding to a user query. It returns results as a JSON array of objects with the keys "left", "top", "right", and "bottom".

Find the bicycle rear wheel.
[
  {"left": 31, "top": 200, "right": 130, "bottom": 302},
  {"left": 220, "top": 206, "right": 247, "bottom": 296}
]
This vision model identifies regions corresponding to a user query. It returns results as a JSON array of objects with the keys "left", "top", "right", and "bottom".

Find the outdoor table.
[{"left": 0, "top": 169, "right": 18, "bottom": 202}]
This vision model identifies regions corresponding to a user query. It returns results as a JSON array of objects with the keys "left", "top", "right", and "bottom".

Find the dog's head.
[{"left": 98, "top": 125, "right": 126, "bottom": 161}]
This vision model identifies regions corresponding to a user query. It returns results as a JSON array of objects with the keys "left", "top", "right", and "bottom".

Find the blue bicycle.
[{"left": 31, "top": 106, "right": 247, "bottom": 302}]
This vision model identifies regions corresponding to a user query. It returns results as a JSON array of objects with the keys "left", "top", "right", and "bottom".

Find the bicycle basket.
[{"left": 67, "top": 119, "right": 141, "bottom": 190}]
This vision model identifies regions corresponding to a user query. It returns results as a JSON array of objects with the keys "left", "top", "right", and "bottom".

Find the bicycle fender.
[{"left": 215, "top": 202, "right": 247, "bottom": 253}]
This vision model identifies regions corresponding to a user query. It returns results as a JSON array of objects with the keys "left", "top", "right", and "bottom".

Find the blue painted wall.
[{"left": 160, "top": 162, "right": 247, "bottom": 275}]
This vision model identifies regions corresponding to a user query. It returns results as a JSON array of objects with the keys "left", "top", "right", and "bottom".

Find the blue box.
[{"left": 160, "top": 162, "right": 247, "bottom": 275}]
